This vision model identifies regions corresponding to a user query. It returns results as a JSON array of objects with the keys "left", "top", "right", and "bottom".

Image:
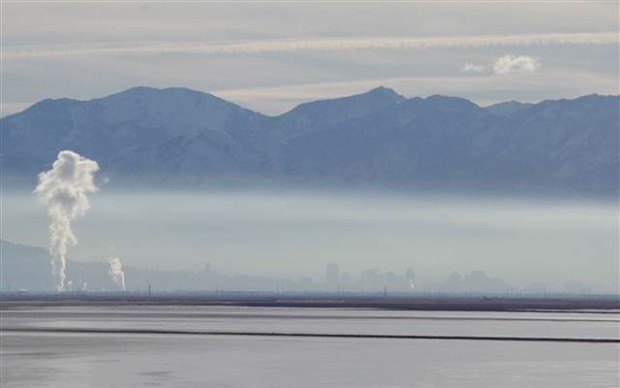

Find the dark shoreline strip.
[
  {"left": 3, "top": 311, "right": 619, "bottom": 323},
  {"left": 2, "top": 327, "right": 619, "bottom": 344}
]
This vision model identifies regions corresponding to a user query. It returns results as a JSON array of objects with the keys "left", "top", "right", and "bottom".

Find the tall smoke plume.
[
  {"left": 109, "top": 257, "right": 126, "bottom": 291},
  {"left": 34, "top": 150, "right": 99, "bottom": 292}
]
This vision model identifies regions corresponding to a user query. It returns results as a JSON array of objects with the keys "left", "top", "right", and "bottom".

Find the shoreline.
[
  {"left": 1, "top": 294, "right": 618, "bottom": 313},
  {"left": 3, "top": 327, "right": 619, "bottom": 344}
]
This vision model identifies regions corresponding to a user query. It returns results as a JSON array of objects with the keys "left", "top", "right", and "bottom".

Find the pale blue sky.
[{"left": 2, "top": 1, "right": 618, "bottom": 115}]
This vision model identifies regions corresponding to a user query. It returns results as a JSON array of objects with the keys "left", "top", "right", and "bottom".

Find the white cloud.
[
  {"left": 464, "top": 55, "right": 541, "bottom": 75},
  {"left": 462, "top": 63, "right": 487, "bottom": 73},
  {"left": 493, "top": 55, "right": 540, "bottom": 75},
  {"left": 3, "top": 32, "right": 616, "bottom": 60}
]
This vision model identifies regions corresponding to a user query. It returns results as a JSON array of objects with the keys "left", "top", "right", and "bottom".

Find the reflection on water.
[
  {"left": 1, "top": 306, "right": 619, "bottom": 387},
  {"left": 3, "top": 305, "right": 620, "bottom": 339}
]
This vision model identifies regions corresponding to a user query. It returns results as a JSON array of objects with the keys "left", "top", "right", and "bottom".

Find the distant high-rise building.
[
  {"left": 385, "top": 272, "right": 407, "bottom": 292},
  {"left": 325, "top": 263, "right": 340, "bottom": 291},
  {"left": 340, "top": 272, "right": 352, "bottom": 292},
  {"left": 405, "top": 268, "right": 416, "bottom": 290},
  {"left": 444, "top": 272, "right": 463, "bottom": 292},
  {"left": 360, "top": 269, "right": 383, "bottom": 292}
]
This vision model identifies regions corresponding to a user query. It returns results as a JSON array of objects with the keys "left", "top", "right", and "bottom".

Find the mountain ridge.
[
  {"left": 3, "top": 86, "right": 618, "bottom": 196},
  {"left": 9, "top": 86, "right": 617, "bottom": 119}
]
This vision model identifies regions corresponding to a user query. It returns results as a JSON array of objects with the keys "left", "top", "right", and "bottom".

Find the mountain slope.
[
  {"left": 3, "top": 86, "right": 269, "bottom": 181},
  {"left": 2, "top": 87, "right": 618, "bottom": 196}
]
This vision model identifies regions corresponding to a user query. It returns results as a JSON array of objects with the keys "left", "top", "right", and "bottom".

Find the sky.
[
  {"left": 2, "top": 1, "right": 618, "bottom": 116},
  {"left": 2, "top": 2, "right": 618, "bottom": 292}
]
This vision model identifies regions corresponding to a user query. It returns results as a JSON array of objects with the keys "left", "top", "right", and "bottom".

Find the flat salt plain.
[{"left": 1, "top": 305, "right": 619, "bottom": 387}]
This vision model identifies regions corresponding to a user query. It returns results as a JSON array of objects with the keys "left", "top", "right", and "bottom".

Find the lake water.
[{"left": 1, "top": 305, "right": 619, "bottom": 387}]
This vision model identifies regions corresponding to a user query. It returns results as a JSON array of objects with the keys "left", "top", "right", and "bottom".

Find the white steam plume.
[
  {"left": 34, "top": 150, "right": 99, "bottom": 292},
  {"left": 109, "top": 257, "right": 126, "bottom": 292}
]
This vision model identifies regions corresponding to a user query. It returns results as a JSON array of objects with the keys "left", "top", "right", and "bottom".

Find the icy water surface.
[{"left": 1, "top": 306, "right": 619, "bottom": 387}]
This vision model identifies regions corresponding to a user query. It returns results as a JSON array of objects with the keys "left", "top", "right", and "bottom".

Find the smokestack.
[
  {"left": 108, "top": 257, "right": 126, "bottom": 291},
  {"left": 34, "top": 150, "right": 99, "bottom": 292},
  {"left": 406, "top": 268, "right": 416, "bottom": 291}
]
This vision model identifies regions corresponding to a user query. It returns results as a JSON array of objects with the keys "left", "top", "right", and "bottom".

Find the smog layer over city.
[{"left": 1, "top": 2, "right": 618, "bottom": 388}]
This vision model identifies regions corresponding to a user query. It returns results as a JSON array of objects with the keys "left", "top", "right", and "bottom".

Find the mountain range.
[{"left": 3, "top": 86, "right": 618, "bottom": 196}]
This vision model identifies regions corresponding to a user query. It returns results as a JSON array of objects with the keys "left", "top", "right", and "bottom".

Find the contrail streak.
[{"left": 4, "top": 32, "right": 616, "bottom": 59}]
